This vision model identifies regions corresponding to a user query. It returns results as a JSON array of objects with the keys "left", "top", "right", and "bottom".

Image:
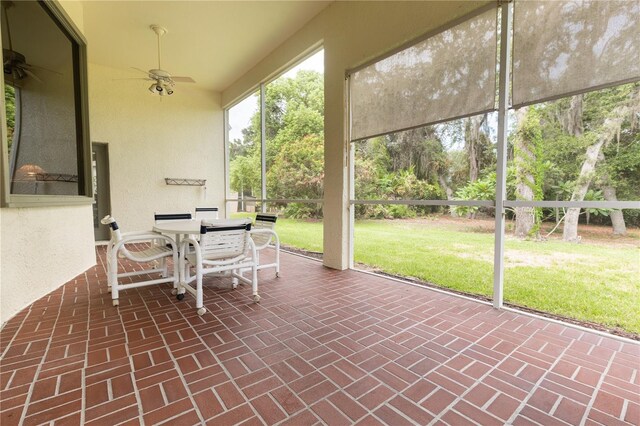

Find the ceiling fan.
[
  {"left": 130, "top": 24, "right": 196, "bottom": 96},
  {"left": 2, "top": 1, "right": 59, "bottom": 84}
]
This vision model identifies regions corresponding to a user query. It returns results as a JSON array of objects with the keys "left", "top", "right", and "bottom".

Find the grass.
[{"left": 234, "top": 213, "right": 640, "bottom": 334}]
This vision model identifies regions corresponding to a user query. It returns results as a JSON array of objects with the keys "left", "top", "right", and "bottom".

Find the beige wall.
[
  {"left": 87, "top": 63, "right": 224, "bottom": 232},
  {"left": 1, "top": 1, "right": 95, "bottom": 325},
  {"left": 0, "top": 205, "right": 96, "bottom": 323},
  {"left": 223, "top": 1, "right": 489, "bottom": 270}
]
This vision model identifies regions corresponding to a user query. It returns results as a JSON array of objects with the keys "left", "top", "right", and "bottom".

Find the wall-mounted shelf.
[
  {"left": 36, "top": 173, "right": 79, "bottom": 183},
  {"left": 165, "top": 178, "right": 206, "bottom": 186}
]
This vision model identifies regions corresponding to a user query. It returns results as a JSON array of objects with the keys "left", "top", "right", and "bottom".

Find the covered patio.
[
  {"left": 1, "top": 248, "right": 638, "bottom": 425},
  {"left": 2, "top": 0, "right": 640, "bottom": 424}
]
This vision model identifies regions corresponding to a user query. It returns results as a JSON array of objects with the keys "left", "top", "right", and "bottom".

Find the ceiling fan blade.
[
  {"left": 26, "top": 63, "right": 62, "bottom": 76},
  {"left": 113, "top": 77, "right": 153, "bottom": 81},
  {"left": 23, "top": 68, "right": 44, "bottom": 84},
  {"left": 171, "top": 76, "right": 196, "bottom": 83},
  {"left": 131, "top": 67, "right": 151, "bottom": 75}
]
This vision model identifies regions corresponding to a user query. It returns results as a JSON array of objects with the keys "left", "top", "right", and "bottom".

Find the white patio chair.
[
  {"left": 195, "top": 207, "right": 219, "bottom": 220},
  {"left": 154, "top": 212, "right": 193, "bottom": 223},
  {"left": 154, "top": 212, "right": 193, "bottom": 242},
  {"left": 100, "top": 215, "right": 178, "bottom": 307},
  {"left": 250, "top": 213, "right": 280, "bottom": 277},
  {"left": 177, "top": 220, "right": 258, "bottom": 316},
  {"left": 154, "top": 212, "right": 192, "bottom": 274}
]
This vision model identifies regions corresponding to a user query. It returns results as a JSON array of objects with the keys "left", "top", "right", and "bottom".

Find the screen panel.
[
  {"left": 512, "top": 0, "right": 640, "bottom": 107},
  {"left": 350, "top": 8, "right": 498, "bottom": 141},
  {"left": 227, "top": 92, "right": 262, "bottom": 201}
]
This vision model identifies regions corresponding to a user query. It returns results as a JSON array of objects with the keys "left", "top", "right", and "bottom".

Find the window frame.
[
  {"left": 223, "top": 46, "right": 325, "bottom": 216},
  {"left": 0, "top": 0, "right": 92, "bottom": 208}
]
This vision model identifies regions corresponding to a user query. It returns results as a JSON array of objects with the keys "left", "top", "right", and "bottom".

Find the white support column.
[
  {"left": 260, "top": 83, "right": 267, "bottom": 213},
  {"left": 346, "top": 75, "right": 355, "bottom": 269},
  {"left": 348, "top": 143, "right": 355, "bottom": 269},
  {"left": 493, "top": 1, "right": 512, "bottom": 309},
  {"left": 223, "top": 108, "right": 230, "bottom": 218}
]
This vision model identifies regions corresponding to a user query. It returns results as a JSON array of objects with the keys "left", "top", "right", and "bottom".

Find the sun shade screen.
[
  {"left": 512, "top": 0, "right": 640, "bottom": 107},
  {"left": 350, "top": 8, "right": 498, "bottom": 142}
]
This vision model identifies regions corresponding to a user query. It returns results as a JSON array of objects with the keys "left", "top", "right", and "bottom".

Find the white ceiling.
[{"left": 81, "top": 1, "right": 331, "bottom": 92}]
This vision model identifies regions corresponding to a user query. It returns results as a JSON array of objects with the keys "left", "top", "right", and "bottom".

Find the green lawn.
[{"left": 235, "top": 213, "right": 640, "bottom": 334}]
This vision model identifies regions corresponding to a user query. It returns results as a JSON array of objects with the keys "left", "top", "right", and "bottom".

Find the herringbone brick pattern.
[{"left": 1, "top": 246, "right": 638, "bottom": 425}]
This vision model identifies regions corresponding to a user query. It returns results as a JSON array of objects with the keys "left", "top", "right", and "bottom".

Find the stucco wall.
[
  {"left": 222, "top": 1, "right": 489, "bottom": 270},
  {"left": 0, "top": 205, "right": 96, "bottom": 323},
  {"left": 0, "top": 1, "right": 95, "bottom": 325},
  {"left": 87, "top": 63, "right": 224, "bottom": 232}
]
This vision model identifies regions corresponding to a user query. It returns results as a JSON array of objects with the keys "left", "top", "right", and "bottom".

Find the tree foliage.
[
  {"left": 228, "top": 70, "right": 324, "bottom": 217},
  {"left": 4, "top": 84, "right": 16, "bottom": 150},
  {"left": 228, "top": 64, "right": 639, "bottom": 232}
]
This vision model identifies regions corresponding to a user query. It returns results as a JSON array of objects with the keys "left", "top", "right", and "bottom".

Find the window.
[
  {"left": 265, "top": 52, "right": 324, "bottom": 202},
  {"left": 225, "top": 49, "right": 324, "bottom": 255},
  {"left": 1, "top": 0, "right": 91, "bottom": 205},
  {"left": 227, "top": 91, "right": 261, "bottom": 211},
  {"left": 4, "top": 83, "right": 17, "bottom": 163}
]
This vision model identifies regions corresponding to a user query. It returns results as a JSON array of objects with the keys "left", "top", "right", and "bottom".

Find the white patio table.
[
  {"left": 152, "top": 218, "right": 251, "bottom": 246},
  {"left": 152, "top": 218, "right": 252, "bottom": 292}
]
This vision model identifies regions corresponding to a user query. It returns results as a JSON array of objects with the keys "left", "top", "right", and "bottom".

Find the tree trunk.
[
  {"left": 563, "top": 94, "right": 584, "bottom": 137},
  {"left": 563, "top": 106, "right": 630, "bottom": 241},
  {"left": 603, "top": 185, "right": 627, "bottom": 235},
  {"left": 438, "top": 175, "right": 457, "bottom": 217},
  {"left": 563, "top": 137, "right": 606, "bottom": 241},
  {"left": 513, "top": 107, "right": 537, "bottom": 238},
  {"left": 465, "top": 115, "right": 485, "bottom": 183},
  {"left": 597, "top": 152, "right": 627, "bottom": 235}
]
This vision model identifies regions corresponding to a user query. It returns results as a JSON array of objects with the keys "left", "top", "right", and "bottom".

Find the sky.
[{"left": 228, "top": 50, "right": 324, "bottom": 143}]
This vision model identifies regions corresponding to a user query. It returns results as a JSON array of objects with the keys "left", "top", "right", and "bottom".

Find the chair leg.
[
  {"left": 252, "top": 265, "right": 259, "bottom": 303},
  {"left": 110, "top": 270, "right": 119, "bottom": 306},
  {"left": 232, "top": 270, "right": 238, "bottom": 289},
  {"left": 196, "top": 267, "right": 206, "bottom": 316},
  {"left": 172, "top": 251, "right": 179, "bottom": 294},
  {"left": 109, "top": 250, "right": 119, "bottom": 306},
  {"left": 275, "top": 241, "right": 280, "bottom": 278},
  {"left": 161, "top": 257, "right": 168, "bottom": 278}
]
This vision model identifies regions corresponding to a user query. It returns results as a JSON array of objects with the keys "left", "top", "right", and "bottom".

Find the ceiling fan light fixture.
[
  {"left": 14, "top": 66, "right": 25, "bottom": 80},
  {"left": 133, "top": 25, "right": 194, "bottom": 96}
]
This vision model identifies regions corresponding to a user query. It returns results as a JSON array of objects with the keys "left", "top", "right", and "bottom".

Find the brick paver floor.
[{"left": 1, "top": 246, "right": 638, "bottom": 425}]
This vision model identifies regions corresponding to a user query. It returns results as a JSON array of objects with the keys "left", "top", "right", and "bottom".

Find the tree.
[
  {"left": 563, "top": 88, "right": 639, "bottom": 241},
  {"left": 465, "top": 114, "right": 488, "bottom": 183},
  {"left": 513, "top": 107, "right": 543, "bottom": 238},
  {"left": 597, "top": 151, "right": 626, "bottom": 235},
  {"left": 227, "top": 69, "right": 325, "bottom": 217},
  {"left": 229, "top": 155, "right": 261, "bottom": 210}
]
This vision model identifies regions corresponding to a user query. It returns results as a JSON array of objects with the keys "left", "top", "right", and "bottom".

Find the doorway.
[{"left": 92, "top": 143, "right": 111, "bottom": 241}]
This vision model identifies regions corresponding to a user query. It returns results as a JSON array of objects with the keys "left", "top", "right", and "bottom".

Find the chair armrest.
[
  {"left": 249, "top": 228, "right": 279, "bottom": 249},
  {"left": 249, "top": 228, "right": 276, "bottom": 235},
  {"left": 180, "top": 237, "right": 202, "bottom": 264},
  {"left": 112, "top": 233, "right": 177, "bottom": 258},
  {"left": 121, "top": 230, "right": 162, "bottom": 238},
  {"left": 121, "top": 232, "right": 174, "bottom": 243}
]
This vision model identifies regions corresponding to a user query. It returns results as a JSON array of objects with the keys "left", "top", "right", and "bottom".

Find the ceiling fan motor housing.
[
  {"left": 3, "top": 48, "right": 27, "bottom": 77},
  {"left": 148, "top": 68, "right": 173, "bottom": 82}
]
